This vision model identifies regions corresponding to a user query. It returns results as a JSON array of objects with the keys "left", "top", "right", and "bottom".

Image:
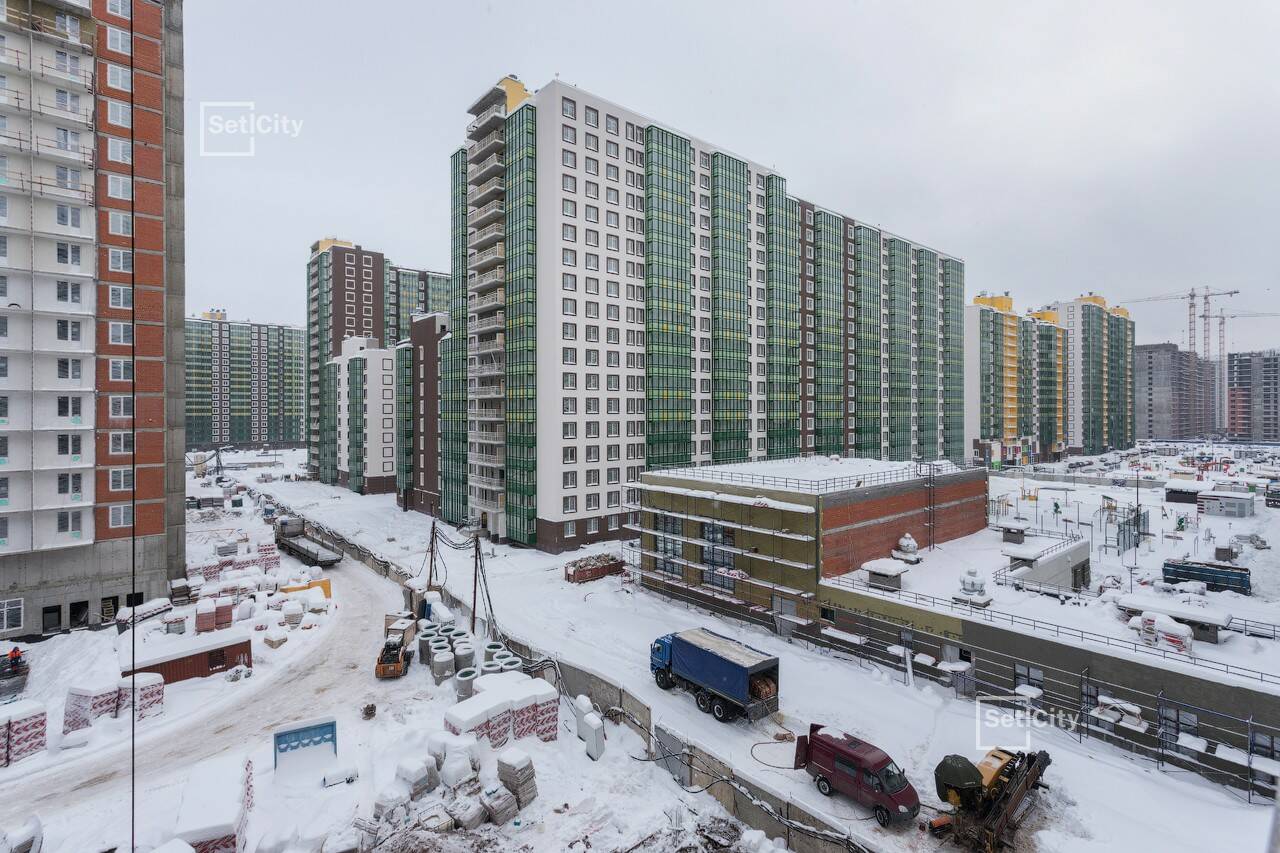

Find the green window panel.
[
  {"left": 916, "top": 249, "right": 939, "bottom": 458},
  {"left": 941, "top": 259, "right": 965, "bottom": 462},
  {"left": 504, "top": 105, "right": 538, "bottom": 546},
  {"left": 812, "top": 210, "right": 844, "bottom": 456},
  {"left": 1017, "top": 317, "right": 1036, "bottom": 440},
  {"left": 710, "top": 152, "right": 751, "bottom": 463},
  {"left": 396, "top": 345, "right": 413, "bottom": 494},
  {"left": 854, "top": 226, "right": 882, "bottom": 457},
  {"left": 319, "top": 361, "right": 338, "bottom": 484},
  {"left": 764, "top": 176, "right": 800, "bottom": 459},
  {"left": 886, "top": 238, "right": 912, "bottom": 460},
  {"left": 644, "top": 126, "right": 693, "bottom": 469},
  {"left": 347, "top": 358, "right": 366, "bottom": 493},
  {"left": 441, "top": 148, "right": 470, "bottom": 525}
]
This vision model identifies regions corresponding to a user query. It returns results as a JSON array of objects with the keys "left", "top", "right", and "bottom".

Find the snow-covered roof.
[
  {"left": 862, "top": 558, "right": 910, "bottom": 577},
  {"left": 120, "top": 627, "right": 251, "bottom": 671},
  {"left": 1117, "top": 594, "right": 1232, "bottom": 628},
  {"left": 631, "top": 481, "right": 814, "bottom": 514},
  {"left": 649, "top": 455, "right": 963, "bottom": 494},
  {"left": 1164, "top": 479, "right": 1215, "bottom": 492},
  {"left": 1001, "top": 540, "right": 1057, "bottom": 561}
]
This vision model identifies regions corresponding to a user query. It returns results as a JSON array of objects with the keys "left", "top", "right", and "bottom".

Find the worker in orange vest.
[{"left": 6, "top": 646, "right": 22, "bottom": 669}]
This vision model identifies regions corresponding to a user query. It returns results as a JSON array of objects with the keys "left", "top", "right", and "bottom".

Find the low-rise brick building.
[{"left": 631, "top": 456, "right": 988, "bottom": 616}]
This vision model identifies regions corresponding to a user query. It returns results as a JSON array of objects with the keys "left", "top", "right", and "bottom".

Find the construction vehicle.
[
  {"left": 794, "top": 723, "right": 920, "bottom": 827},
  {"left": 274, "top": 516, "right": 342, "bottom": 568},
  {"left": 375, "top": 624, "right": 414, "bottom": 679},
  {"left": 650, "top": 628, "right": 779, "bottom": 722},
  {"left": 928, "top": 748, "right": 1051, "bottom": 852}
]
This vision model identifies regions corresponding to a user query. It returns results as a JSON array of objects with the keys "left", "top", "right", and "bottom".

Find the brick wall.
[{"left": 819, "top": 472, "right": 988, "bottom": 577}]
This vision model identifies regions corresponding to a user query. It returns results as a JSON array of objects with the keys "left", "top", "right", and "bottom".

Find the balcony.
[
  {"left": 467, "top": 176, "right": 504, "bottom": 208},
  {"left": 469, "top": 289, "right": 505, "bottom": 313},
  {"left": 467, "top": 222, "right": 504, "bottom": 252},
  {"left": 34, "top": 135, "right": 93, "bottom": 165},
  {"left": 472, "top": 404, "right": 504, "bottom": 423},
  {"left": 467, "top": 359, "right": 504, "bottom": 378},
  {"left": 28, "top": 175, "right": 93, "bottom": 203},
  {"left": 470, "top": 490, "right": 505, "bottom": 512},
  {"left": 471, "top": 337, "right": 505, "bottom": 355},
  {"left": 468, "top": 153, "right": 504, "bottom": 184},
  {"left": 467, "top": 130, "right": 504, "bottom": 163},
  {"left": 466, "top": 102, "right": 506, "bottom": 137},
  {"left": 470, "top": 199, "right": 505, "bottom": 230},
  {"left": 468, "top": 268, "right": 504, "bottom": 294},
  {"left": 471, "top": 450, "right": 505, "bottom": 467},
  {"left": 469, "top": 382, "right": 504, "bottom": 399},
  {"left": 468, "top": 244, "right": 505, "bottom": 274},
  {"left": 34, "top": 97, "right": 92, "bottom": 126},
  {"left": 0, "top": 45, "right": 27, "bottom": 72},
  {"left": 469, "top": 471, "right": 505, "bottom": 490},
  {"left": 0, "top": 89, "right": 28, "bottom": 113},
  {"left": 0, "top": 127, "right": 29, "bottom": 154},
  {"left": 37, "top": 56, "right": 93, "bottom": 90},
  {"left": 470, "top": 312, "right": 505, "bottom": 336},
  {"left": 468, "top": 428, "right": 505, "bottom": 445}
]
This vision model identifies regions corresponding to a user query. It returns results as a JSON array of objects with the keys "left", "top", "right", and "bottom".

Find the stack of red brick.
[{"left": 0, "top": 701, "right": 46, "bottom": 766}]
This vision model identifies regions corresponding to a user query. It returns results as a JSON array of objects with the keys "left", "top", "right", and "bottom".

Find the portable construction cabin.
[
  {"left": 1198, "top": 490, "right": 1256, "bottom": 518},
  {"left": 121, "top": 629, "right": 252, "bottom": 686},
  {"left": 1164, "top": 479, "right": 1212, "bottom": 505}
]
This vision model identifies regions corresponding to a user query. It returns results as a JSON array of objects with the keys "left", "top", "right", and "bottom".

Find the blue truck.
[{"left": 650, "top": 628, "right": 780, "bottom": 723}]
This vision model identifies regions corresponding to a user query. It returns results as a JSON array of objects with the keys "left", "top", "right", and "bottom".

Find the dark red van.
[{"left": 794, "top": 723, "right": 920, "bottom": 826}]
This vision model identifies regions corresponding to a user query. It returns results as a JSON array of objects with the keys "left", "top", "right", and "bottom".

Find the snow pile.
[{"left": 173, "top": 756, "right": 252, "bottom": 850}]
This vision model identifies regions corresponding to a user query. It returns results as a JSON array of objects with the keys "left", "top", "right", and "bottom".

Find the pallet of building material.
[
  {"left": 195, "top": 599, "right": 217, "bottom": 633},
  {"left": 114, "top": 598, "right": 174, "bottom": 633},
  {"left": 0, "top": 701, "right": 46, "bottom": 767},
  {"left": 479, "top": 785, "right": 518, "bottom": 825},
  {"left": 214, "top": 597, "right": 234, "bottom": 630},
  {"left": 445, "top": 796, "right": 486, "bottom": 830},
  {"left": 116, "top": 673, "right": 165, "bottom": 720},
  {"left": 63, "top": 682, "right": 119, "bottom": 734},
  {"left": 396, "top": 756, "right": 439, "bottom": 800},
  {"left": 413, "top": 799, "right": 454, "bottom": 833},
  {"left": 282, "top": 600, "right": 304, "bottom": 629},
  {"left": 264, "top": 629, "right": 288, "bottom": 649},
  {"left": 497, "top": 748, "right": 538, "bottom": 809},
  {"left": 164, "top": 613, "right": 188, "bottom": 635}
]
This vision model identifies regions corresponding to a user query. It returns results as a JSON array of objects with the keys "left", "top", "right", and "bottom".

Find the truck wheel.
[
  {"left": 711, "top": 698, "right": 734, "bottom": 722},
  {"left": 654, "top": 669, "right": 674, "bottom": 690},
  {"left": 816, "top": 776, "right": 833, "bottom": 796},
  {"left": 695, "top": 691, "right": 713, "bottom": 713},
  {"left": 874, "top": 806, "right": 891, "bottom": 827}
]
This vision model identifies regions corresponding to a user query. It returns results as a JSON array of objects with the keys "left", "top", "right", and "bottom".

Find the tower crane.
[
  {"left": 1118, "top": 287, "right": 1239, "bottom": 356},
  {"left": 1207, "top": 311, "right": 1280, "bottom": 432}
]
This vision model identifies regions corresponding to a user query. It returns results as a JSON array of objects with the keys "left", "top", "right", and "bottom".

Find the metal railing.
[
  {"left": 823, "top": 573, "right": 1280, "bottom": 688},
  {"left": 646, "top": 457, "right": 978, "bottom": 495}
]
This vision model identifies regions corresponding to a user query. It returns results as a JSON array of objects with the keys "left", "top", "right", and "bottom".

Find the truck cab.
[
  {"left": 650, "top": 634, "right": 674, "bottom": 673},
  {"left": 796, "top": 723, "right": 919, "bottom": 827}
]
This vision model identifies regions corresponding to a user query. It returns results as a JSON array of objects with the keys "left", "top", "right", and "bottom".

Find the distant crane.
[{"left": 1118, "top": 287, "right": 1240, "bottom": 356}]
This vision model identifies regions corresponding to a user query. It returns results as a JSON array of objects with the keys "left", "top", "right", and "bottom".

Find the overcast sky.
[{"left": 185, "top": 0, "right": 1280, "bottom": 353}]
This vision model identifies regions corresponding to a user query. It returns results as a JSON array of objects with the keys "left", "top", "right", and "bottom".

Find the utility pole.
[
  {"left": 471, "top": 536, "right": 481, "bottom": 634},
  {"left": 426, "top": 520, "right": 437, "bottom": 590}
]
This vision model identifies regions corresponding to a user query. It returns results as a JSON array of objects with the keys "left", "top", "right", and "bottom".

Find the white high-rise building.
[{"left": 440, "top": 76, "right": 966, "bottom": 552}]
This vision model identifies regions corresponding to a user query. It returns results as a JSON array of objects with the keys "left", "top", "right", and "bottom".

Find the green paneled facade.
[
  {"left": 942, "top": 259, "right": 965, "bottom": 461},
  {"left": 345, "top": 357, "right": 367, "bottom": 494},
  {"left": 853, "top": 226, "right": 883, "bottom": 457},
  {"left": 1017, "top": 317, "right": 1036, "bottom": 439},
  {"left": 916, "top": 250, "right": 940, "bottom": 453},
  {"left": 184, "top": 317, "right": 305, "bottom": 450},
  {"left": 764, "top": 175, "right": 800, "bottom": 458},
  {"left": 643, "top": 126, "right": 693, "bottom": 469},
  {"left": 504, "top": 105, "right": 538, "bottom": 546},
  {"left": 886, "top": 239, "right": 912, "bottom": 460},
  {"left": 395, "top": 343, "right": 413, "bottom": 495},
  {"left": 812, "top": 210, "right": 845, "bottom": 455},
  {"left": 710, "top": 153, "right": 751, "bottom": 462},
  {"left": 318, "top": 361, "right": 338, "bottom": 485},
  {"left": 440, "top": 149, "right": 469, "bottom": 525}
]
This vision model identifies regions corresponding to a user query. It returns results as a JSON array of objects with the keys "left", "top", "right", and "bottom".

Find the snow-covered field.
[{"left": 211, "top": 449, "right": 1273, "bottom": 853}]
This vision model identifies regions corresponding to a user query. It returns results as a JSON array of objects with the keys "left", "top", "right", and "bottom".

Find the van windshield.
[{"left": 879, "top": 762, "right": 909, "bottom": 793}]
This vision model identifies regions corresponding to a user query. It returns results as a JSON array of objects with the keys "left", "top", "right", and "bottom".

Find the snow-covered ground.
[{"left": 212, "top": 449, "right": 1273, "bottom": 853}]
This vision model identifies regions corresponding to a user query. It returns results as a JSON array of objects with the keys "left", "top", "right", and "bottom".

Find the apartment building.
[
  {"left": 962, "top": 293, "right": 1068, "bottom": 465},
  {"left": 395, "top": 311, "right": 448, "bottom": 516},
  {"left": 184, "top": 310, "right": 304, "bottom": 450},
  {"left": 0, "top": 0, "right": 184, "bottom": 636},
  {"left": 1227, "top": 350, "right": 1280, "bottom": 443},
  {"left": 446, "top": 76, "right": 964, "bottom": 552},
  {"left": 1135, "top": 343, "right": 1215, "bottom": 441},
  {"left": 304, "top": 237, "right": 445, "bottom": 477},
  {"left": 320, "top": 336, "right": 396, "bottom": 495},
  {"left": 1047, "top": 294, "right": 1135, "bottom": 455}
]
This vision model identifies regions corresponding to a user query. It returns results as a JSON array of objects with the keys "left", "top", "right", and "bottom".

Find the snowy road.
[{"left": 0, "top": 558, "right": 403, "bottom": 832}]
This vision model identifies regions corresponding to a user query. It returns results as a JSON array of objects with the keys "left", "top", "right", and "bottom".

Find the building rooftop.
[{"left": 649, "top": 455, "right": 963, "bottom": 495}]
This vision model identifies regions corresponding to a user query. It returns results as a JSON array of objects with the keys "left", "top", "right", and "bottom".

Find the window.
[
  {"left": 110, "top": 504, "right": 133, "bottom": 528},
  {"left": 56, "top": 472, "right": 82, "bottom": 494},
  {"left": 110, "top": 431, "right": 134, "bottom": 454},
  {"left": 56, "top": 433, "right": 82, "bottom": 456},
  {"left": 1159, "top": 707, "right": 1201, "bottom": 758},
  {"left": 0, "top": 599, "right": 20, "bottom": 631},
  {"left": 109, "top": 211, "right": 132, "bottom": 236},
  {"left": 56, "top": 396, "right": 82, "bottom": 417},
  {"left": 109, "top": 322, "right": 133, "bottom": 344},
  {"left": 0, "top": 316, "right": 6, "bottom": 337},
  {"left": 107, "top": 64, "right": 131, "bottom": 91},
  {"left": 563, "top": 521, "right": 576, "bottom": 539},
  {"left": 106, "top": 26, "right": 130, "bottom": 54},
  {"left": 56, "top": 280, "right": 81, "bottom": 303},
  {"left": 561, "top": 97, "right": 576, "bottom": 119},
  {"left": 109, "top": 248, "right": 133, "bottom": 272},
  {"left": 0, "top": 435, "right": 7, "bottom": 458},
  {"left": 655, "top": 514, "right": 682, "bottom": 575},
  {"left": 56, "top": 242, "right": 81, "bottom": 265},
  {"left": 109, "top": 359, "right": 133, "bottom": 381},
  {"left": 57, "top": 357, "right": 82, "bottom": 379},
  {"left": 107, "top": 100, "right": 131, "bottom": 127},
  {"left": 107, "top": 137, "right": 132, "bottom": 164},
  {"left": 702, "top": 523, "right": 736, "bottom": 589},
  {"left": 55, "top": 319, "right": 81, "bottom": 341},
  {"left": 109, "top": 285, "right": 132, "bottom": 308},
  {"left": 56, "top": 509, "right": 82, "bottom": 533},
  {"left": 56, "top": 204, "right": 81, "bottom": 228},
  {"left": 109, "top": 395, "right": 133, "bottom": 417},
  {"left": 107, "top": 0, "right": 131, "bottom": 17},
  {"left": 107, "top": 174, "right": 132, "bottom": 199}
]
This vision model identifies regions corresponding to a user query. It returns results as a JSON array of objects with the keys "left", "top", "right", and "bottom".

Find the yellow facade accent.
[
  {"left": 1080, "top": 294, "right": 1108, "bottom": 308},
  {"left": 312, "top": 237, "right": 354, "bottom": 255},
  {"left": 1029, "top": 309, "right": 1058, "bottom": 324},
  {"left": 498, "top": 76, "right": 531, "bottom": 111},
  {"left": 974, "top": 293, "right": 1014, "bottom": 312},
  {"left": 1111, "top": 306, "right": 1130, "bottom": 319}
]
